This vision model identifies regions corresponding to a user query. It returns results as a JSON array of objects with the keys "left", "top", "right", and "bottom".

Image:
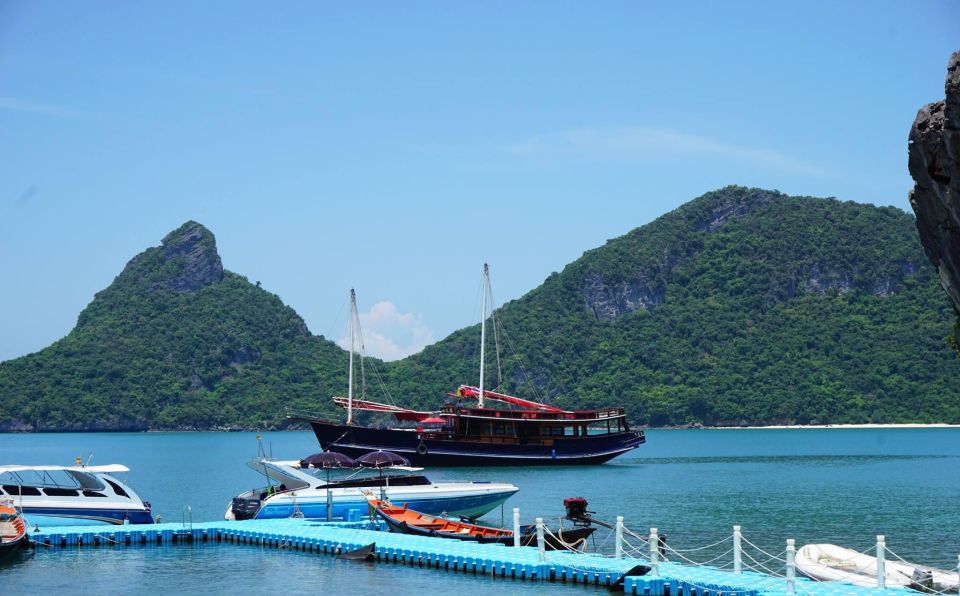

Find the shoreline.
[{"left": 657, "top": 423, "right": 960, "bottom": 430}]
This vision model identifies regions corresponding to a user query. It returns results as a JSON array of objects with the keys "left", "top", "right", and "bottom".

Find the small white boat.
[
  {"left": 0, "top": 464, "right": 154, "bottom": 527},
  {"left": 224, "top": 457, "right": 518, "bottom": 522},
  {"left": 796, "top": 543, "right": 959, "bottom": 593}
]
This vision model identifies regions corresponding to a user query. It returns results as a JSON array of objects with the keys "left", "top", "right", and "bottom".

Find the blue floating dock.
[{"left": 30, "top": 519, "right": 913, "bottom": 596}]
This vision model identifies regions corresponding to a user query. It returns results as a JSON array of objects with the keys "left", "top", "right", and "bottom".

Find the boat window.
[
  {"left": 105, "top": 478, "right": 129, "bottom": 498},
  {"left": 43, "top": 487, "right": 80, "bottom": 497},
  {"left": 493, "top": 422, "right": 515, "bottom": 435},
  {"left": 563, "top": 426, "right": 577, "bottom": 437},
  {"left": 82, "top": 490, "right": 108, "bottom": 497},
  {"left": 586, "top": 420, "right": 612, "bottom": 435},
  {"left": 539, "top": 425, "right": 563, "bottom": 437},
  {"left": 2, "top": 485, "right": 42, "bottom": 496},
  {"left": 482, "top": 422, "right": 493, "bottom": 435}
]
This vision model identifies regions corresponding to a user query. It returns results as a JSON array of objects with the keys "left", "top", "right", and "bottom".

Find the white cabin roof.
[{"left": 0, "top": 464, "right": 130, "bottom": 475}]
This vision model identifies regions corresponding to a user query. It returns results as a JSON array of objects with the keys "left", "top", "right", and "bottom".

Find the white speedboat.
[
  {"left": 796, "top": 543, "right": 960, "bottom": 592},
  {"left": 0, "top": 464, "right": 154, "bottom": 527},
  {"left": 224, "top": 458, "right": 518, "bottom": 521}
]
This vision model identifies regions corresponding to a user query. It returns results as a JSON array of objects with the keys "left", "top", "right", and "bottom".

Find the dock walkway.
[{"left": 30, "top": 519, "right": 913, "bottom": 596}]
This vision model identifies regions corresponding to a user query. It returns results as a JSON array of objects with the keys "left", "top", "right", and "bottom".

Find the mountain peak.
[
  {"left": 155, "top": 221, "right": 223, "bottom": 293},
  {"left": 120, "top": 220, "right": 224, "bottom": 294}
]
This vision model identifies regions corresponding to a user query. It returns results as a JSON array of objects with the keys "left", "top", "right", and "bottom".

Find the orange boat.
[
  {"left": 0, "top": 501, "right": 28, "bottom": 558},
  {"left": 369, "top": 498, "right": 594, "bottom": 549}
]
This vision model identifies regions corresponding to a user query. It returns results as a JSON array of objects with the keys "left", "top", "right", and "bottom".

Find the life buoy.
[{"left": 417, "top": 442, "right": 428, "bottom": 456}]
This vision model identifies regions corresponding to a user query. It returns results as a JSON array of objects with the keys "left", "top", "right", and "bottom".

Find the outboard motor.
[
  {"left": 564, "top": 497, "right": 593, "bottom": 525},
  {"left": 910, "top": 568, "right": 934, "bottom": 592},
  {"left": 231, "top": 497, "right": 261, "bottom": 521}
]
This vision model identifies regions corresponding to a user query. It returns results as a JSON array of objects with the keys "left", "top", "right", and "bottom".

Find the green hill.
[
  {"left": 2, "top": 187, "right": 958, "bottom": 430},
  {"left": 382, "top": 187, "right": 960, "bottom": 425},
  {"left": 0, "top": 222, "right": 348, "bottom": 431}
]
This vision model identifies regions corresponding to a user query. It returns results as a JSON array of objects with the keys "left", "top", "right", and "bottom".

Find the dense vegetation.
[
  {"left": 383, "top": 187, "right": 960, "bottom": 425},
  {"left": 1, "top": 187, "right": 958, "bottom": 430},
  {"left": 0, "top": 223, "right": 348, "bottom": 430}
]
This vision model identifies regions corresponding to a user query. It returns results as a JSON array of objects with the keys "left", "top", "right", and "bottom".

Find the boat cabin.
[{"left": 438, "top": 404, "right": 633, "bottom": 444}]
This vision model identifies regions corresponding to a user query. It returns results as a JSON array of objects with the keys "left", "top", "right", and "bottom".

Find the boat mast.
[
  {"left": 478, "top": 263, "right": 488, "bottom": 408},
  {"left": 347, "top": 288, "right": 356, "bottom": 425}
]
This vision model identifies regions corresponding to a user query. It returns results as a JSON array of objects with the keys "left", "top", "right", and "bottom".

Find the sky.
[{"left": 1, "top": 1, "right": 958, "bottom": 362}]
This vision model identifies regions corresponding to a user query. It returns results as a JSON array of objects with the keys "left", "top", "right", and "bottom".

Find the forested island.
[{"left": 2, "top": 186, "right": 958, "bottom": 431}]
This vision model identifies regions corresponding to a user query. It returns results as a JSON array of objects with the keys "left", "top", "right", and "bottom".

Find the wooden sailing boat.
[{"left": 294, "top": 265, "right": 645, "bottom": 466}]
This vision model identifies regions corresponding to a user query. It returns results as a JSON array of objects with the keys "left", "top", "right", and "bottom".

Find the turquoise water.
[{"left": 2, "top": 428, "right": 958, "bottom": 592}]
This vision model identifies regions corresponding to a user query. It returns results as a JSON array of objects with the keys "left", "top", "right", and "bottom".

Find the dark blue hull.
[{"left": 305, "top": 420, "right": 644, "bottom": 466}]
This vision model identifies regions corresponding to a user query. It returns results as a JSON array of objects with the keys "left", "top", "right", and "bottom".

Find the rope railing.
[{"left": 523, "top": 515, "right": 958, "bottom": 596}]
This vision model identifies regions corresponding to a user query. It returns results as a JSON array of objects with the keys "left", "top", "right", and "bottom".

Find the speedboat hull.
[
  {"left": 20, "top": 507, "right": 154, "bottom": 527},
  {"left": 231, "top": 482, "right": 517, "bottom": 521},
  {"left": 224, "top": 457, "right": 519, "bottom": 522},
  {"left": 0, "top": 465, "right": 154, "bottom": 528}
]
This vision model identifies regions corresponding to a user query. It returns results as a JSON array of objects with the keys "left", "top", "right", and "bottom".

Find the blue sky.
[{"left": 1, "top": 1, "right": 957, "bottom": 361}]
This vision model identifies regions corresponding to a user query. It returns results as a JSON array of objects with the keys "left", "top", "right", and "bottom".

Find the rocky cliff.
[{"left": 908, "top": 52, "right": 960, "bottom": 345}]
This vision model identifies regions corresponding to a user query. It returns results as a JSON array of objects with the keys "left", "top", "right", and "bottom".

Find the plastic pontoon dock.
[{"left": 29, "top": 518, "right": 915, "bottom": 596}]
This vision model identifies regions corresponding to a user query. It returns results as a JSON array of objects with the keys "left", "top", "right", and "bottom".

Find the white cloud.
[
  {"left": 338, "top": 301, "right": 435, "bottom": 361},
  {"left": 507, "top": 126, "right": 831, "bottom": 178}
]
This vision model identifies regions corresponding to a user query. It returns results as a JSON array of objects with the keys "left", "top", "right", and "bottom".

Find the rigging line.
[
  {"left": 325, "top": 293, "right": 350, "bottom": 343},
  {"left": 491, "top": 297, "right": 503, "bottom": 389},
  {"left": 494, "top": 312, "right": 544, "bottom": 403}
]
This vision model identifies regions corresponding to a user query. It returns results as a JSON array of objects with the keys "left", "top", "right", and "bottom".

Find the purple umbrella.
[
  {"left": 300, "top": 451, "right": 357, "bottom": 521},
  {"left": 355, "top": 450, "right": 410, "bottom": 468},
  {"left": 300, "top": 451, "right": 357, "bottom": 470},
  {"left": 355, "top": 450, "right": 410, "bottom": 500}
]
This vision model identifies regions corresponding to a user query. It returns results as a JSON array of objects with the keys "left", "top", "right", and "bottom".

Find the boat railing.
[{"left": 442, "top": 405, "right": 627, "bottom": 421}]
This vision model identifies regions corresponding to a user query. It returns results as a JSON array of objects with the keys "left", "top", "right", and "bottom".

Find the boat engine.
[
  {"left": 563, "top": 497, "right": 594, "bottom": 526},
  {"left": 231, "top": 497, "right": 261, "bottom": 521}
]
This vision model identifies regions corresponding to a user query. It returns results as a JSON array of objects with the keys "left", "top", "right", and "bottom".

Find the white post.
[
  {"left": 615, "top": 516, "right": 624, "bottom": 559},
  {"left": 649, "top": 528, "right": 660, "bottom": 577},
  {"left": 347, "top": 289, "right": 355, "bottom": 425},
  {"left": 733, "top": 525, "right": 742, "bottom": 574},
  {"left": 786, "top": 539, "right": 796, "bottom": 594},
  {"left": 536, "top": 517, "right": 546, "bottom": 562},
  {"left": 513, "top": 508, "right": 521, "bottom": 548},
  {"left": 478, "top": 264, "right": 488, "bottom": 408},
  {"left": 326, "top": 489, "right": 333, "bottom": 521},
  {"left": 876, "top": 535, "right": 886, "bottom": 590}
]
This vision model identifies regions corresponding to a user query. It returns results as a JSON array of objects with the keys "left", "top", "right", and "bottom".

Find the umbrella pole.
[{"left": 326, "top": 469, "right": 332, "bottom": 521}]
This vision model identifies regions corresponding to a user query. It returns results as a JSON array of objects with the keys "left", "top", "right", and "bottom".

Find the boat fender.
[{"left": 417, "top": 442, "right": 428, "bottom": 456}]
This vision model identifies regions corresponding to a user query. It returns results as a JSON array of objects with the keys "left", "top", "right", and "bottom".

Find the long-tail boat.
[{"left": 369, "top": 497, "right": 595, "bottom": 550}]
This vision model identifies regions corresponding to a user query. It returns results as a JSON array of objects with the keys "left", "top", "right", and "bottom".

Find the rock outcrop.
[
  {"left": 908, "top": 52, "right": 960, "bottom": 332},
  {"left": 152, "top": 221, "right": 224, "bottom": 292}
]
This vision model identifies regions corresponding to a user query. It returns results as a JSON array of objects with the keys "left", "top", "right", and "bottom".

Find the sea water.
[{"left": 2, "top": 428, "right": 958, "bottom": 593}]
